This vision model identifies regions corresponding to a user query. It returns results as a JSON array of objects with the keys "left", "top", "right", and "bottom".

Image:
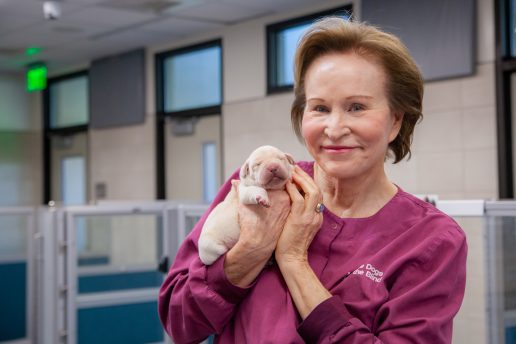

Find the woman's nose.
[{"left": 324, "top": 112, "right": 351, "bottom": 140}]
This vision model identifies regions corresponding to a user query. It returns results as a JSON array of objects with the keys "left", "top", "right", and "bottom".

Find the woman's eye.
[
  {"left": 349, "top": 103, "right": 364, "bottom": 112},
  {"left": 314, "top": 105, "right": 328, "bottom": 113}
]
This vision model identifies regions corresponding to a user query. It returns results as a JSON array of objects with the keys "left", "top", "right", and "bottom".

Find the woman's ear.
[{"left": 389, "top": 111, "right": 404, "bottom": 143}]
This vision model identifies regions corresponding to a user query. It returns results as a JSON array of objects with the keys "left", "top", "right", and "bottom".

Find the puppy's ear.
[
  {"left": 240, "top": 161, "right": 250, "bottom": 180},
  {"left": 284, "top": 153, "right": 295, "bottom": 166}
]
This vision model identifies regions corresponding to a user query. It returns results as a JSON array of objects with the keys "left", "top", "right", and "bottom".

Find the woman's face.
[{"left": 301, "top": 51, "right": 402, "bottom": 180}]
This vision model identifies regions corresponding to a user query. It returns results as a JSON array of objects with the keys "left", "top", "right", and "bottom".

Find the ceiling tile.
[
  {"left": 0, "top": 23, "right": 92, "bottom": 50},
  {"left": 0, "top": 0, "right": 334, "bottom": 72},
  {"left": 140, "top": 16, "right": 223, "bottom": 37},
  {"left": 220, "top": 0, "right": 317, "bottom": 14},
  {"left": 64, "top": 6, "right": 156, "bottom": 27},
  {"left": 172, "top": 2, "right": 271, "bottom": 24},
  {"left": 0, "top": 0, "right": 84, "bottom": 19},
  {"left": 0, "top": 14, "right": 38, "bottom": 36}
]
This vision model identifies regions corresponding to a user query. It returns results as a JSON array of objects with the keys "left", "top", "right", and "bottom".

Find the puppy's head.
[{"left": 239, "top": 145, "right": 295, "bottom": 190}]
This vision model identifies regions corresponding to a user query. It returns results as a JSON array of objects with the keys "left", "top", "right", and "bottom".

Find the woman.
[{"left": 159, "top": 17, "right": 467, "bottom": 343}]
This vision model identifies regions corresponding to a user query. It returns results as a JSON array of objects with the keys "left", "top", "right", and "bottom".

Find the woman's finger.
[
  {"left": 293, "top": 167, "right": 319, "bottom": 195},
  {"left": 291, "top": 168, "right": 322, "bottom": 211},
  {"left": 285, "top": 181, "right": 305, "bottom": 212}
]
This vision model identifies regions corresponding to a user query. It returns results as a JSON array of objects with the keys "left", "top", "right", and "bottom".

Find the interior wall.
[
  {"left": 89, "top": 113, "right": 155, "bottom": 201},
  {"left": 386, "top": 0, "right": 497, "bottom": 200},
  {"left": 148, "top": 0, "right": 357, "bottom": 184},
  {"left": 0, "top": 73, "right": 42, "bottom": 206},
  {"left": 50, "top": 132, "right": 88, "bottom": 204},
  {"left": 165, "top": 115, "right": 222, "bottom": 202}
]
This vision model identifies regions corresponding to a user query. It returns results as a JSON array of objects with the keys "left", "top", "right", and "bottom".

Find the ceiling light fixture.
[{"left": 43, "top": 1, "right": 62, "bottom": 20}]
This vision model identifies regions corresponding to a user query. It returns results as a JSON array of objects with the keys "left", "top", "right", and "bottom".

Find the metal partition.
[
  {"left": 63, "top": 203, "right": 168, "bottom": 344},
  {"left": 166, "top": 204, "right": 209, "bottom": 261},
  {"left": 484, "top": 202, "right": 516, "bottom": 344},
  {"left": 0, "top": 207, "right": 36, "bottom": 344},
  {"left": 9, "top": 199, "right": 516, "bottom": 344},
  {"left": 32, "top": 202, "right": 209, "bottom": 344}
]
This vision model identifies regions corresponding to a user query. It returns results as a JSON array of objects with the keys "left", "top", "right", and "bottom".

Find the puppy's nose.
[{"left": 267, "top": 163, "right": 279, "bottom": 174}]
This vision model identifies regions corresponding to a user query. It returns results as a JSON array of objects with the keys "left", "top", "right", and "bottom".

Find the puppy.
[{"left": 198, "top": 145, "right": 295, "bottom": 265}]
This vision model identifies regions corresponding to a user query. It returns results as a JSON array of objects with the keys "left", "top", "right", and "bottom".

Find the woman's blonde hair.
[{"left": 291, "top": 17, "right": 423, "bottom": 163}]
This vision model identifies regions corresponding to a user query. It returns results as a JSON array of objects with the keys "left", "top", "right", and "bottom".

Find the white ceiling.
[{"left": 0, "top": 0, "right": 315, "bottom": 73}]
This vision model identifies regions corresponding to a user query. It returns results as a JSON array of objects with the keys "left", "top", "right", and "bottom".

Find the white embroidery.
[{"left": 352, "top": 263, "right": 384, "bottom": 283}]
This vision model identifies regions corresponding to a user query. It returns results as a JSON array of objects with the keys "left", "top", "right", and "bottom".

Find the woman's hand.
[
  {"left": 224, "top": 181, "right": 291, "bottom": 287},
  {"left": 275, "top": 165, "right": 324, "bottom": 266},
  {"left": 275, "top": 165, "right": 331, "bottom": 319}
]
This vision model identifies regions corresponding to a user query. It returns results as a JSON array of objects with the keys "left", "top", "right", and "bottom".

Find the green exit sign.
[{"left": 26, "top": 63, "right": 47, "bottom": 92}]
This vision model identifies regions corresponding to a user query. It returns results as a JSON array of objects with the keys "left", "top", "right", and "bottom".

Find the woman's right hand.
[{"left": 224, "top": 180, "right": 291, "bottom": 287}]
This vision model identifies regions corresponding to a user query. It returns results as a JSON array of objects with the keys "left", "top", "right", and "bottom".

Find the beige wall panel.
[
  {"left": 224, "top": 20, "right": 266, "bottom": 103},
  {"left": 416, "top": 151, "right": 464, "bottom": 197},
  {"left": 452, "top": 217, "right": 487, "bottom": 344},
  {"left": 89, "top": 115, "right": 155, "bottom": 201},
  {"left": 477, "top": 0, "right": 495, "bottom": 64},
  {"left": 50, "top": 132, "right": 88, "bottom": 204},
  {"left": 414, "top": 110, "right": 463, "bottom": 153},
  {"left": 0, "top": 131, "right": 42, "bottom": 206},
  {"left": 462, "top": 106, "right": 497, "bottom": 150},
  {"left": 223, "top": 93, "right": 311, "bottom": 177},
  {"left": 461, "top": 63, "right": 496, "bottom": 108},
  {"left": 0, "top": 74, "right": 42, "bottom": 206},
  {"left": 166, "top": 115, "right": 222, "bottom": 202},
  {"left": 464, "top": 148, "right": 498, "bottom": 195}
]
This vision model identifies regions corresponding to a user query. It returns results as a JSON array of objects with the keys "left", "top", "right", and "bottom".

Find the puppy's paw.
[{"left": 256, "top": 195, "right": 271, "bottom": 208}]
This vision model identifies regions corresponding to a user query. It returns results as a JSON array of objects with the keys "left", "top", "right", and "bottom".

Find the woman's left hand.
[{"left": 275, "top": 165, "right": 324, "bottom": 265}]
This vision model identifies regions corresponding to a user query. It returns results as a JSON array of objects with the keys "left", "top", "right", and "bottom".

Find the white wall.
[
  {"left": 0, "top": 73, "right": 42, "bottom": 206},
  {"left": 166, "top": 115, "right": 222, "bottom": 202},
  {"left": 386, "top": 0, "right": 497, "bottom": 200}
]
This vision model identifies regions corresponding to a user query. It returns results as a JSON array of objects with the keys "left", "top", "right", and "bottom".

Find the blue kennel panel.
[
  {"left": 78, "top": 271, "right": 162, "bottom": 294},
  {"left": 0, "top": 262, "right": 26, "bottom": 341},
  {"left": 507, "top": 326, "right": 516, "bottom": 344},
  {"left": 78, "top": 301, "right": 163, "bottom": 344}
]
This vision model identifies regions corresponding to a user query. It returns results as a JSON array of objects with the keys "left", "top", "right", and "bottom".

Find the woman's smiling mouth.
[{"left": 321, "top": 145, "right": 357, "bottom": 153}]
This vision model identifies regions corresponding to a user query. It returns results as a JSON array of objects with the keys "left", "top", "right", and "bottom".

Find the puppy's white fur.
[{"left": 198, "top": 145, "right": 295, "bottom": 265}]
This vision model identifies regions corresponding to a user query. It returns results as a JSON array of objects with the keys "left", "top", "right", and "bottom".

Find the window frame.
[
  {"left": 266, "top": 5, "right": 353, "bottom": 95},
  {"left": 496, "top": 0, "right": 516, "bottom": 198},
  {"left": 43, "top": 70, "right": 89, "bottom": 204},
  {"left": 154, "top": 39, "right": 223, "bottom": 200},
  {"left": 155, "top": 39, "right": 223, "bottom": 118}
]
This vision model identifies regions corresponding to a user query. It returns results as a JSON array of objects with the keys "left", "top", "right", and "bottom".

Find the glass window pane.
[
  {"left": 511, "top": 0, "right": 516, "bottom": 56},
  {"left": 276, "top": 23, "right": 311, "bottom": 86},
  {"left": 164, "top": 45, "right": 221, "bottom": 112},
  {"left": 50, "top": 132, "right": 88, "bottom": 204},
  {"left": 203, "top": 142, "right": 218, "bottom": 203},
  {"left": 50, "top": 75, "right": 89, "bottom": 128},
  {"left": 61, "top": 156, "right": 86, "bottom": 205},
  {"left": 0, "top": 214, "right": 27, "bottom": 258},
  {"left": 75, "top": 214, "right": 163, "bottom": 294}
]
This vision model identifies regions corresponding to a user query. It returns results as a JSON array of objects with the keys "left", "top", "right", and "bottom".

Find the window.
[
  {"left": 43, "top": 71, "right": 89, "bottom": 204},
  {"left": 61, "top": 156, "right": 86, "bottom": 205},
  {"left": 202, "top": 142, "right": 218, "bottom": 203},
  {"left": 49, "top": 74, "right": 89, "bottom": 129},
  {"left": 157, "top": 40, "right": 222, "bottom": 116},
  {"left": 266, "top": 6, "right": 352, "bottom": 94},
  {"left": 155, "top": 40, "right": 223, "bottom": 200}
]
